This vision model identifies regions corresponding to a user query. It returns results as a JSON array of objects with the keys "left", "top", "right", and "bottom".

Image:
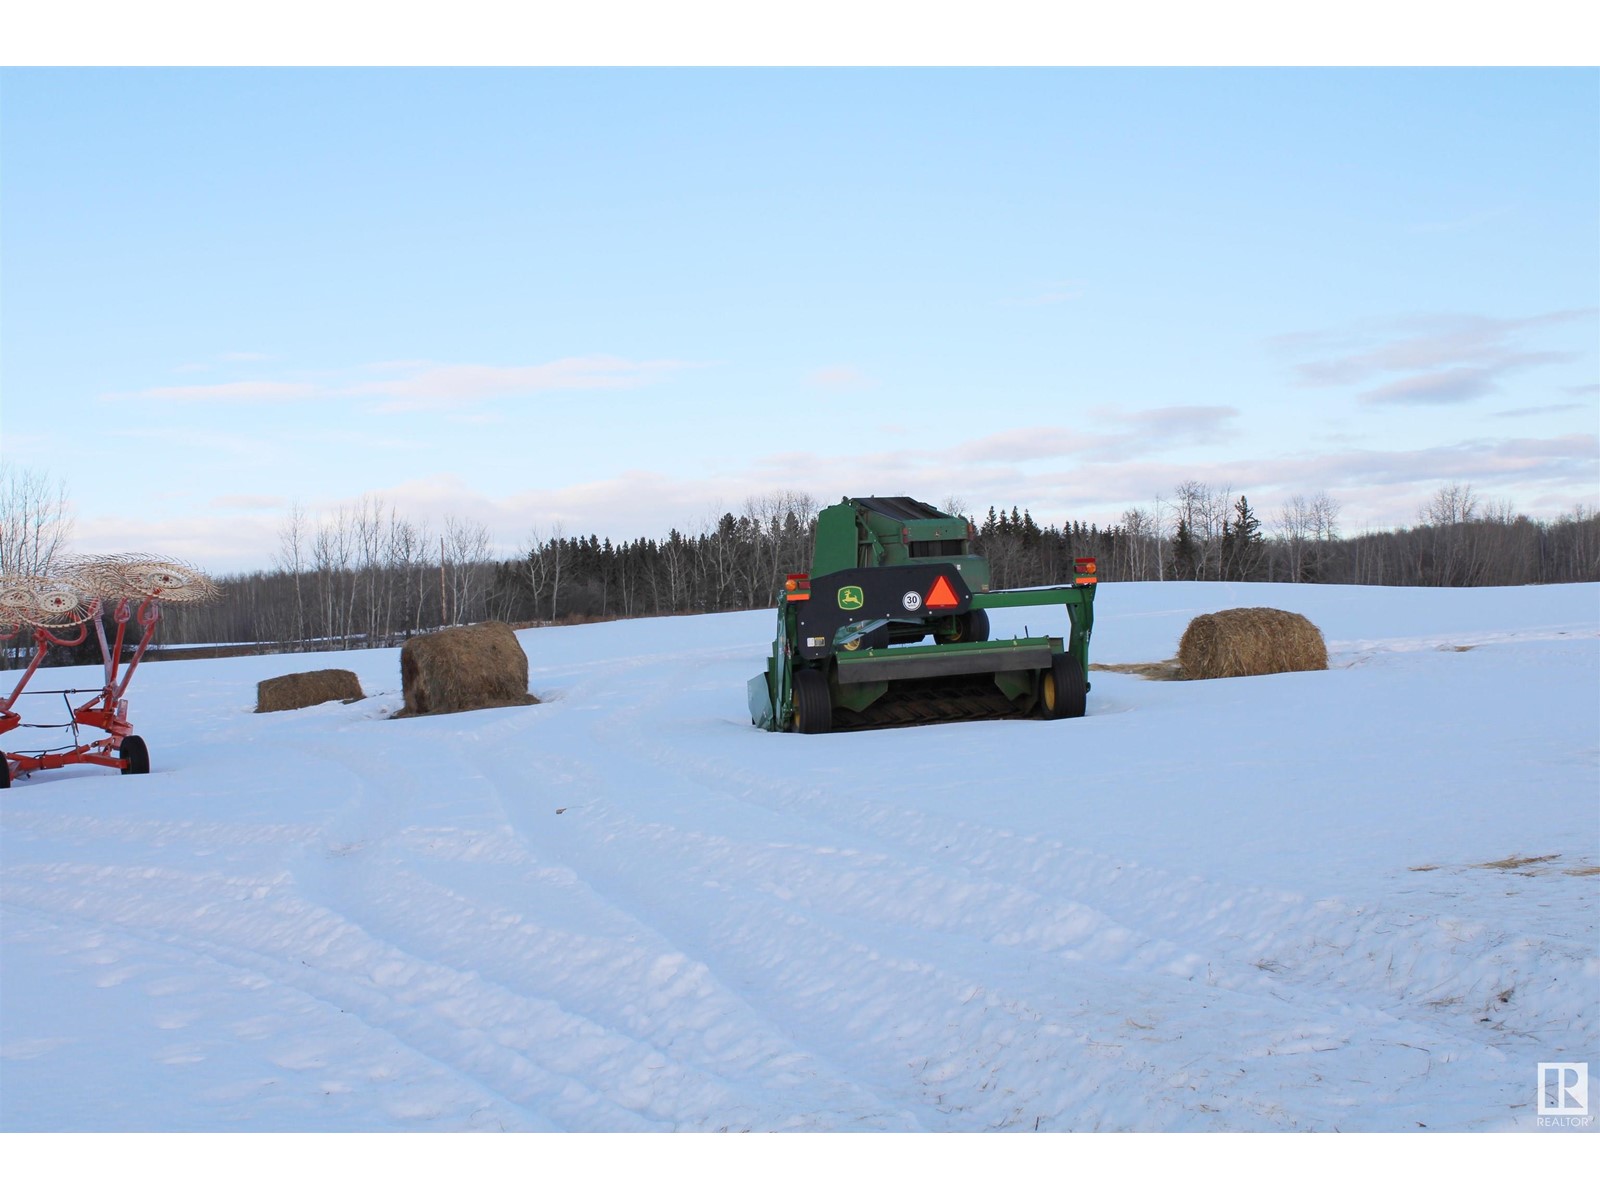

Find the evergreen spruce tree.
[
  {"left": 1172, "top": 517, "right": 1197, "bottom": 580},
  {"left": 1230, "top": 494, "right": 1264, "bottom": 580}
]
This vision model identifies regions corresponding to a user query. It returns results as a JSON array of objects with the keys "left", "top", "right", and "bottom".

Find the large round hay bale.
[
  {"left": 1177, "top": 607, "right": 1328, "bottom": 680},
  {"left": 398, "top": 621, "right": 537, "bottom": 717},
  {"left": 256, "top": 668, "right": 365, "bottom": 713}
]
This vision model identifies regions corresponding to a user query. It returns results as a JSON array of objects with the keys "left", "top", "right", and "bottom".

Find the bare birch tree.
[
  {"left": 0, "top": 465, "right": 73, "bottom": 576},
  {"left": 443, "top": 515, "right": 493, "bottom": 625},
  {"left": 273, "top": 503, "right": 309, "bottom": 649}
]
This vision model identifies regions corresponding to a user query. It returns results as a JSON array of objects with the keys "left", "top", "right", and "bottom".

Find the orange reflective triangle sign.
[{"left": 925, "top": 575, "right": 960, "bottom": 608}]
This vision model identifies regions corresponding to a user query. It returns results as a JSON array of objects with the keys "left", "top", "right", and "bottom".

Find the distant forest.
[{"left": 142, "top": 482, "right": 1600, "bottom": 653}]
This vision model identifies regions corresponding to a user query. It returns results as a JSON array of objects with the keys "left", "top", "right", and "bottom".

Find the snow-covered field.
[{"left": 3, "top": 582, "right": 1596, "bottom": 1148}]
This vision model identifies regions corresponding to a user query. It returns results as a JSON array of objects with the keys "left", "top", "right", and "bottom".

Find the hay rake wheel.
[
  {"left": 57, "top": 553, "right": 220, "bottom": 606},
  {"left": 1, "top": 556, "right": 218, "bottom": 786}
]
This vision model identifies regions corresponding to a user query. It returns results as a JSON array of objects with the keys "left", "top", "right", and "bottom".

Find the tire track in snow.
[
  {"left": 590, "top": 647, "right": 1594, "bottom": 1060},
  {"left": 550, "top": 639, "right": 1585, "bottom": 1122},
  {"left": 0, "top": 725, "right": 905, "bottom": 1130},
  {"left": 475, "top": 742, "right": 1513, "bottom": 1130},
  {"left": 279, "top": 731, "right": 917, "bottom": 1129},
  {"left": 0, "top": 873, "right": 563, "bottom": 1131},
  {"left": 1, "top": 856, "right": 814, "bottom": 1131},
  {"left": 448, "top": 643, "right": 1531, "bottom": 1129}
]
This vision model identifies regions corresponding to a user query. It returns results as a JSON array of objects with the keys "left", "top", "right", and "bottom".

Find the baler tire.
[
  {"left": 119, "top": 735, "right": 151, "bottom": 775},
  {"left": 791, "top": 670, "right": 833, "bottom": 735},
  {"left": 1039, "top": 654, "right": 1087, "bottom": 720},
  {"left": 936, "top": 609, "right": 990, "bottom": 645},
  {"left": 1, "top": 755, "right": 9, "bottom": 788}
]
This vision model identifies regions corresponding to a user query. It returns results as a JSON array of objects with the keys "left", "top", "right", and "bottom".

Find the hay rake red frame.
[{"left": 2, "top": 594, "right": 163, "bottom": 784}]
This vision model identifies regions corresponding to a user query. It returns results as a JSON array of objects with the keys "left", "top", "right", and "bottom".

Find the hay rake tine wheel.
[
  {"left": 0, "top": 575, "right": 100, "bottom": 780},
  {"left": 1, "top": 557, "right": 219, "bottom": 784},
  {"left": 60, "top": 554, "right": 214, "bottom": 700},
  {"left": 57, "top": 554, "right": 220, "bottom": 606},
  {"left": 1, "top": 577, "right": 95, "bottom": 717}
]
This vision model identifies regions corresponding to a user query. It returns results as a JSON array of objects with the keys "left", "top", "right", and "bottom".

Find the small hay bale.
[
  {"left": 256, "top": 668, "right": 365, "bottom": 713},
  {"left": 397, "top": 620, "right": 537, "bottom": 718},
  {"left": 1177, "top": 607, "right": 1328, "bottom": 680}
]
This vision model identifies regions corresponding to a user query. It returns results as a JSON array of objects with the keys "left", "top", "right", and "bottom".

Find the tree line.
[
  {"left": 1109, "top": 480, "right": 1600, "bottom": 589},
  {"left": 153, "top": 491, "right": 824, "bottom": 650},
  {"left": 145, "top": 482, "right": 1600, "bottom": 652},
  {"left": 3, "top": 466, "right": 1597, "bottom": 659}
]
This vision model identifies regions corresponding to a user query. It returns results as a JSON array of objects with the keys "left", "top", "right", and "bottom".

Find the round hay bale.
[
  {"left": 1177, "top": 607, "right": 1328, "bottom": 680},
  {"left": 256, "top": 668, "right": 365, "bottom": 713},
  {"left": 397, "top": 621, "right": 537, "bottom": 718}
]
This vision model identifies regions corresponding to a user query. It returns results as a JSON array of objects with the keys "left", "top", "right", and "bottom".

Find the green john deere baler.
[{"left": 748, "top": 496, "right": 1097, "bottom": 733}]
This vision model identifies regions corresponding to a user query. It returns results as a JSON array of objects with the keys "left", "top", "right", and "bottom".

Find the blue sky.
[{"left": 2, "top": 64, "right": 1596, "bottom": 571}]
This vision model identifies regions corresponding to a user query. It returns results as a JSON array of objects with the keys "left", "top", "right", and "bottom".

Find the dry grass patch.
[
  {"left": 1473, "top": 853, "right": 1561, "bottom": 871},
  {"left": 1091, "top": 660, "right": 1185, "bottom": 682},
  {"left": 397, "top": 621, "right": 538, "bottom": 718},
  {"left": 256, "top": 668, "right": 364, "bottom": 713},
  {"left": 1177, "top": 607, "right": 1328, "bottom": 680},
  {"left": 1411, "top": 855, "right": 1591, "bottom": 878}
]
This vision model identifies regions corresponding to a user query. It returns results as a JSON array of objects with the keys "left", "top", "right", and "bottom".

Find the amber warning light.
[
  {"left": 784, "top": 574, "right": 811, "bottom": 601},
  {"left": 1074, "top": 557, "right": 1098, "bottom": 586}
]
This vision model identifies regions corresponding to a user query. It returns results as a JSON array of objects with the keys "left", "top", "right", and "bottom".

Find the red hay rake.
[{"left": 1, "top": 556, "right": 219, "bottom": 788}]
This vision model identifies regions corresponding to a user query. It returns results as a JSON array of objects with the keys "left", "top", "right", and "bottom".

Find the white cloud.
[
  {"left": 351, "top": 357, "right": 698, "bottom": 412},
  {"left": 121, "top": 356, "right": 700, "bottom": 413},
  {"left": 208, "top": 494, "right": 288, "bottom": 512},
  {"left": 1273, "top": 310, "right": 1593, "bottom": 406},
  {"left": 133, "top": 381, "right": 322, "bottom": 403},
  {"left": 1494, "top": 403, "right": 1587, "bottom": 419},
  {"left": 947, "top": 408, "right": 1241, "bottom": 467}
]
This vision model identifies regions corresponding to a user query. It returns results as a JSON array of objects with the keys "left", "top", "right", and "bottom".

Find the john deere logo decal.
[{"left": 837, "top": 585, "right": 864, "bottom": 610}]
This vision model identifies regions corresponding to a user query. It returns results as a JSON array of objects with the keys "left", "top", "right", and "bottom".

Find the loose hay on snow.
[
  {"left": 1177, "top": 607, "right": 1328, "bottom": 680},
  {"left": 256, "top": 668, "right": 365, "bottom": 713},
  {"left": 397, "top": 620, "right": 538, "bottom": 717}
]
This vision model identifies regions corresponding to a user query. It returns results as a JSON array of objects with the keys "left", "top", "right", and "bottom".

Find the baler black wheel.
[
  {"left": 791, "top": 670, "right": 833, "bottom": 734},
  {"left": 935, "top": 609, "right": 990, "bottom": 644},
  {"left": 1039, "top": 654, "right": 1087, "bottom": 720},
  {"left": 118, "top": 735, "right": 151, "bottom": 775},
  {"left": 1, "top": 755, "right": 10, "bottom": 788}
]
